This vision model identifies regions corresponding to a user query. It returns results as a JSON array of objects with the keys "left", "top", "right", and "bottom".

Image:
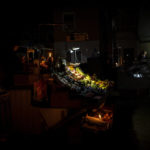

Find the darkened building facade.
[
  {"left": 112, "top": 8, "right": 139, "bottom": 66},
  {"left": 52, "top": 7, "right": 141, "bottom": 66},
  {"left": 53, "top": 7, "right": 100, "bottom": 63},
  {"left": 138, "top": 7, "right": 150, "bottom": 57},
  {"left": 112, "top": 7, "right": 150, "bottom": 66},
  {"left": 4, "top": 6, "right": 150, "bottom": 66}
]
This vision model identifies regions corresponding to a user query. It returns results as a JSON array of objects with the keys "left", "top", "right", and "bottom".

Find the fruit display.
[
  {"left": 54, "top": 65, "right": 115, "bottom": 132},
  {"left": 53, "top": 65, "right": 114, "bottom": 100},
  {"left": 82, "top": 104, "right": 114, "bottom": 132},
  {"left": 66, "top": 65, "right": 114, "bottom": 91}
]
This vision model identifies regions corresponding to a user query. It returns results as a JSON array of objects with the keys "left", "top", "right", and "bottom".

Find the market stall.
[
  {"left": 53, "top": 65, "right": 115, "bottom": 133},
  {"left": 53, "top": 65, "right": 114, "bottom": 102}
]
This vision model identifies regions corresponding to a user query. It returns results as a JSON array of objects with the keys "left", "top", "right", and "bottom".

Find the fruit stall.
[
  {"left": 53, "top": 65, "right": 114, "bottom": 101},
  {"left": 53, "top": 65, "right": 115, "bottom": 132}
]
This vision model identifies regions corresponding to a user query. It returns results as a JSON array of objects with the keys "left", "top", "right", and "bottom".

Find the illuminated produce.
[
  {"left": 54, "top": 65, "right": 114, "bottom": 100},
  {"left": 82, "top": 104, "right": 114, "bottom": 132},
  {"left": 66, "top": 65, "right": 114, "bottom": 91}
]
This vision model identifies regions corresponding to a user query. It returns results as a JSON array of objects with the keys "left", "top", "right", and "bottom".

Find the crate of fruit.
[{"left": 82, "top": 105, "right": 114, "bottom": 132}]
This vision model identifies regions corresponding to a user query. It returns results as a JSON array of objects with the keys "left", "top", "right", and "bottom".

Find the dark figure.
[{"left": 47, "top": 57, "right": 53, "bottom": 74}]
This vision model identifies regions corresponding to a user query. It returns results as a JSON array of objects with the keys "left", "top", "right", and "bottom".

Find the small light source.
[
  {"left": 72, "top": 47, "right": 80, "bottom": 51},
  {"left": 49, "top": 52, "right": 52, "bottom": 57},
  {"left": 70, "top": 50, "right": 73, "bottom": 53},
  {"left": 98, "top": 114, "right": 102, "bottom": 120},
  {"left": 115, "top": 62, "right": 119, "bottom": 67},
  {"left": 133, "top": 73, "right": 143, "bottom": 78}
]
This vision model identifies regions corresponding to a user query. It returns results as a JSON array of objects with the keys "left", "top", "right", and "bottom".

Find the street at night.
[{"left": 1, "top": 3, "right": 150, "bottom": 149}]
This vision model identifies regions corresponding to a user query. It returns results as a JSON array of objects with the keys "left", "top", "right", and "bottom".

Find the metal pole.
[{"left": 74, "top": 51, "right": 76, "bottom": 63}]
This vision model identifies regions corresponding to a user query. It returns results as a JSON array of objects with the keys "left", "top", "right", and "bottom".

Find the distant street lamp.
[{"left": 72, "top": 47, "right": 80, "bottom": 63}]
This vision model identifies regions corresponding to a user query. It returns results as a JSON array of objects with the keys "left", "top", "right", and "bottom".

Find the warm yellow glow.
[
  {"left": 27, "top": 49, "right": 35, "bottom": 53},
  {"left": 98, "top": 114, "right": 102, "bottom": 120},
  {"left": 65, "top": 65, "right": 114, "bottom": 91},
  {"left": 49, "top": 52, "right": 52, "bottom": 57}
]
